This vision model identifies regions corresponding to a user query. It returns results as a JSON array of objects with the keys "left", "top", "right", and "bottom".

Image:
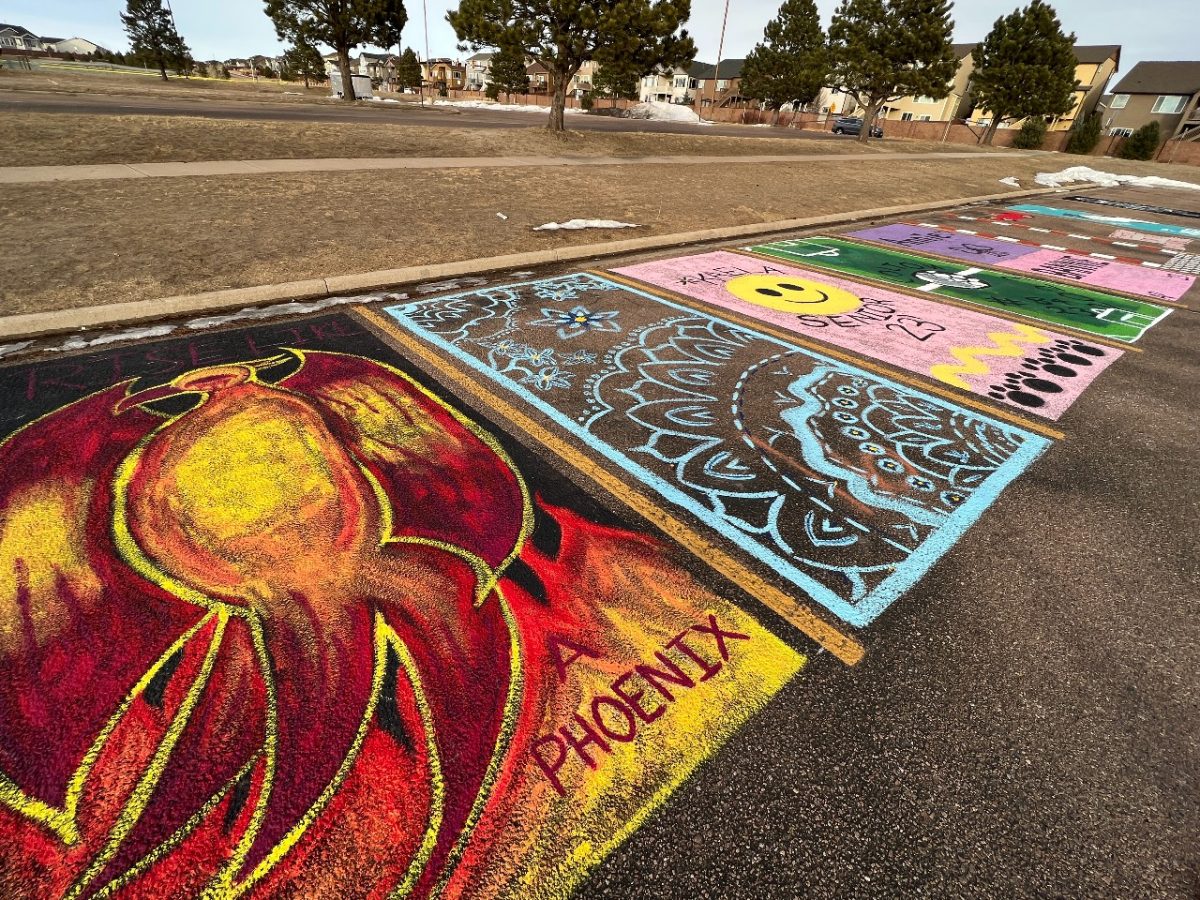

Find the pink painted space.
[
  {"left": 611, "top": 250, "right": 1122, "bottom": 421},
  {"left": 1002, "top": 249, "right": 1194, "bottom": 302}
]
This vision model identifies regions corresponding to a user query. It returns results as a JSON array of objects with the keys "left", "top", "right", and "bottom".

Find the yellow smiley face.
[{"left": 725, "top": 274, "right": 863, "bottom": 315}]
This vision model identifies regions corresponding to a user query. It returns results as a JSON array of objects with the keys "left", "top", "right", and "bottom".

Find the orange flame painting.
[{"left": 0, "top": 344, "right": 802, "bottom": 899}]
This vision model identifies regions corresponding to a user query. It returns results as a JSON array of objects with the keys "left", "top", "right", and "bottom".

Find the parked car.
[{"left": 831, "top": 116, "right": 884, "bottom": 138}]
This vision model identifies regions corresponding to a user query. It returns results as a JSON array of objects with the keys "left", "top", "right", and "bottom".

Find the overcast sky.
[{"left": 8, "top": 0, "right": 1192, "bottom": 75}]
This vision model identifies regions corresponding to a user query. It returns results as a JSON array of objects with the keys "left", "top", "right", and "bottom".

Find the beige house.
[
  {"left": 422, "top": 58, "right": 465, "bottom": 90},
  {"left": 1103, "top": 61, "right": 1200, "bottom": 140},
  {"left": 879, "top": 43, "right": 977, "bottom": 122},
  {"left": 1053, "top": 44, "right": 1123, "bottom": 130},
  {"left": 967, "top": 44, "right": 1121, "bottom": 131},
  {"left": 465, "top": 52, "right": 494, "bottom": 90}
]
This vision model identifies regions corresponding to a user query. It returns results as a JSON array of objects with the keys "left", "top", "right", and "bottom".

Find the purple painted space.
[
  {"left": 1003, "top": 249, "right": 1194, "bottom": 302},
  {"left": 611, "top": 250, "right": 1121, "bottom": 421},
  {"left": 848, "top": 224, "right": 1041, "bottom": 263},
  {"left": 851, "top": 223, "right": 1196, "bottom": 302}
]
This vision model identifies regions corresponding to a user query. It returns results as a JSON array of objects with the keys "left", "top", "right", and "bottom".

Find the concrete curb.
[{"left": 0, "top": 185, "right": 1060, "bottom": 342}]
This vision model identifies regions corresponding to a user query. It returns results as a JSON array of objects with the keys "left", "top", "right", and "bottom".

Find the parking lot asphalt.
[{"left": 0, "top": 183, "right": 1196, "bottom": 899}]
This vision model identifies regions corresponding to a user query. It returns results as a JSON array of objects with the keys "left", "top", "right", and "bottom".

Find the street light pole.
[{"left": 704, "top": 0, "right": 730, "bottom": 124}]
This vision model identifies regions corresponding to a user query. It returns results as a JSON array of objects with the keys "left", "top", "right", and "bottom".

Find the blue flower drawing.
[
  {"left": 479, "top": 337, "right": 534, "bottom": 359},
  {"left": 560, "top": 349, "right": 597, "bottom": 366},
  {"left": 521, "top": 366, "right": 574, "bottom": 391},
  {"left": 530, "top": 305, "right": 621, "bottom": 340}
]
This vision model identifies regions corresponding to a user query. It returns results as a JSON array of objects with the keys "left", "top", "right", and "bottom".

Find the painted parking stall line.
[
  {"left": 847, "top": 224, "right": 1195, "bottom": 303},
  {"left": 745, "top": 236, "right": 1173, "bottom": 344},
  {"left": 609, "top": 250, "right": 1120, "bottom": 420},
  {"left": 383, "top": 273, "right": 1050, "bottom": 630}
]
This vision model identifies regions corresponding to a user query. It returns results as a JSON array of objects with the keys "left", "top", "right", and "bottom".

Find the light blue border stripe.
[
  {"left": 1010, "top": 204, "right": 1200, "bottom": 239},
  {"left": 383, "top": 275, "right": 1050, "bottom": 628}
]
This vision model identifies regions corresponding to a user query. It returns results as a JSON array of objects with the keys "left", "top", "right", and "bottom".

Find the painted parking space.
[
  {"left": 1059, "top": 195, "right": 1200, "bottom": 220},
  {"left": 921, "top": 208, "right": 1196, "bottom": 258},
  {"left": 1007, "top": 204, "right": 1200, "bottom": 239},
  {"left": 746, "top": 236, "right": 1172, "bottom": 343},
  {"left": 845, "top": 223, "right": 1195, "bottom": 302},
  {"left": 381, "top": 272, "right": 1051, "bottom": 629},
  {"left": 0, "top": 315, "right": 806, "bottom": 899},
  {"left": 608, "top": 250, "right": 1120, "bottom": 419}
]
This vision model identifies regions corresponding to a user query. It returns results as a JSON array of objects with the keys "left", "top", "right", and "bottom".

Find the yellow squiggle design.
[{"left": 930, "top": 323, "right": 1051, "bottom": 389}]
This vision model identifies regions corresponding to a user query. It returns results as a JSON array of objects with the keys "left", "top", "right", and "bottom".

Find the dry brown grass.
[
  {"left": 0, "top": 153, "right": 1129, "bottom": 318},
  {"left": 0, "top": 66, "right": 336, "bottom": 103},
  {"left": 0, "top": 111, "right": 1006, "bottom": 167}
]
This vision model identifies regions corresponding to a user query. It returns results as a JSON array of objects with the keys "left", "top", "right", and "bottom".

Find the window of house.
[
  {"left": 675, "top": 78, "right": 686, "bottom": 88},
  {"left": 918, "top": 114, "right": 932, "bottom": 121},
  {"left": 1152, "top": 95, "right": 1189, "bottom": 114},
  {"left": 1109, "top": 127, "right": 1134, "bottom": 137},
  {"left": 901, "top": 112, "right": 914, "bottom": 121},
  {"left": 1109, "top": 94, "right": 1129, "bottom": 109}
]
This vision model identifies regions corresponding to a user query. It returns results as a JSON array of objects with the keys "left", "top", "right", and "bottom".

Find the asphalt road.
[
  {"left": 0, "top": 185, "right": 1196, "bottom": 898},
  {"left": 0, "top": 88, "right": 849, "bottom": 140}
]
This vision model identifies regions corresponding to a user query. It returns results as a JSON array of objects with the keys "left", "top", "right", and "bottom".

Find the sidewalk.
[{"left": 0, "top": 149, "right": 1023, "bottom": 184}]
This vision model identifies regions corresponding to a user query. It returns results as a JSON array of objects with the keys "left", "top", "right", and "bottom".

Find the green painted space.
[{"left": 747, "top": 236, "right": 1172, "bottom": 343}]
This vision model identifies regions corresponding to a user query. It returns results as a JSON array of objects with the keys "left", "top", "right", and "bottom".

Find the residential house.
[
  {"left": 358, "top": 52, "right": 398, "bottom": 87},
  {"left": 878, "top": 43, "right": 977, "bottom": 122},
  {"left": 1055, "top": 44, "right": 1123, "bottom": 131},
  {"left": 43, "top": 37, "right": 108, "bottom": 56},
  {"left": 423, "top": 58, "right": 465, "bottom": 91},
  {"left": 966, "top": 44, "right": 1121, "bottom": 130},
  {"left": 571, "top": 60, "right": 596, "bottom": 96},
  {"left": 0, "top": 24, "right": 45, "bottom": 52},
  {"left": 1103, "top": 61, "right": 1200, "bottom": 140},
  {"left": 640, "top": 68, "right": 678, "bottom": 103},
  {"left": 690, "top": 59, "right": 746, "bottom": 108},
  {"left": 465, "top": 51, "right": 494, "bottom": 90},
  {"left": 225, "top": 58, "right": 255, "bottom": 77},
  {"left": 526, "top": 61, "right": 550, "bottom": 93}
]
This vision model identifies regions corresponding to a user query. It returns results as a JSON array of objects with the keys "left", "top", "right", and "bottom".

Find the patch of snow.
[
  {"left": 0, "top": 341, "right": 33, "bottom": 359},
  {"left": 368, "top": 96, "right": 401, "bottom": 103},
  {"left": 432, "top": 99, "right": 584, "bottom": 115},
  {"left": 1034, "top": 166, "right": 1200, "bottom": 191},
  {"left": 534, "top": 219, "right": 641, "bottom": 232},
  {"left": 998, "top": 176, "right": 1021, "bottom": 187},
  {"left": 627, "top": 101, "right": 703, "bottom": 124},
  {"left": 184, "top": 293, "right": 396, "bottom": 330},
  {"left": 51, "top": 325, "right": 177, "bottom": 352},
  {"left": 496, "top": 213, "right": 509, "bottom": 220}
]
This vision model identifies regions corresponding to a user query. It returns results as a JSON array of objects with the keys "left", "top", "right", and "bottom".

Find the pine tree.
[
  {"left": 488, "top": 43, "right": 530, "bottom": 103},
  {"left": 1065, "top": 110, "right": 1101, "bottom": 154},
  {"left": 828, "top": 0, "right": 958, "bottom": 143},
  {"left": 591, "top": 56, "right": 643, "bottom": 108},
  {"left": 1118, "top": 121, "right": 1161, "bottom": 160},
  {"left": 263, "top": 0, "right": 407, "bottom": 102},
  {"left": 449, "top": 0, "right": 695, "bottom": 133},
  {"left": 970, "top": 0, "right": 1077, "bottom": 146},
  {"left": 282, "top": 38, "right": 326, "bottom": 87},
  {"left": 396, "top": 47, "right": 422, "bottom": 91},
  {"left": 121, "top": 0, "right": 192, "bottom": 81},
  {"left": 740, "top": 0, "right": 827, "bottom": 122}
]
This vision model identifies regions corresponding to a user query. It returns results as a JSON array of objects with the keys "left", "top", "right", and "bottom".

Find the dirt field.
[
  {"left": 8, "top": 153, "right": 1178, "bottom": 317},
  {"left": 0, "top": 111, "right": 1006, "bottom": 166}
]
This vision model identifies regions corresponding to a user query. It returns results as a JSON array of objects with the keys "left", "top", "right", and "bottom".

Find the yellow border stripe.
[
  {"left": 355, "top": 308, "right": 865, "bottom": 667},
  {"left": 596, "top": 269, "right": 1066, "bottom": 441}
]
